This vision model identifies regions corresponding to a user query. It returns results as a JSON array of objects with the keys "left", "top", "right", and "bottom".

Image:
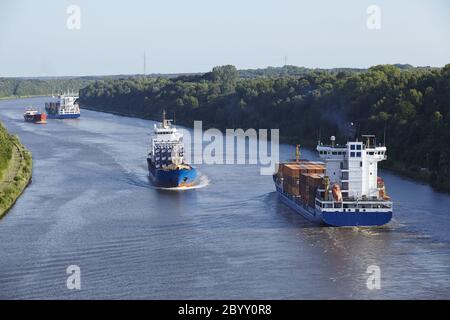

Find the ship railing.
[{"left": 315, "top": 198, "right": 392, "bottom": 209}]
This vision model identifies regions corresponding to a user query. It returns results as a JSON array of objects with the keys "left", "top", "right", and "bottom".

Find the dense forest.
[
  {"left": 0, "top": 66, "right": 370, "bottom": 98},
  {"left": 0, "top": 73, "right": 216, "bottom": 98},
  {"left": 0, "top": 74, "right": 174, "bottom": 98},
  {"left": 0, "top": 64, "right": 431, "bottom": 97},
  {"left": 75, "top": 63, "right": 449, "bottom": 193},
  {"left": 0, "top": 77, "right": 98, "bottom": 98}
]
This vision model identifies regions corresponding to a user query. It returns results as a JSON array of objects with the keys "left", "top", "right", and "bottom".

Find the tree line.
[
  {"left": 0, "top": 78, "right": 98, "bottom": 98},
  {"left": 77, "top": 64, "right": 450, "bottom": 193}
]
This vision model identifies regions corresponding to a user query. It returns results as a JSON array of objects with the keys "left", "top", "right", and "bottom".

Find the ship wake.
[{"left": 153, "top": 173, "right": 210, "bottom": 191}]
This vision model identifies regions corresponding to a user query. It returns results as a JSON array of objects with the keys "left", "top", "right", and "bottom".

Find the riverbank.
[
  {"left": 0, "top": 134, "right": 32, "bottom": 219},
  {"left": 383, "top": 160, "right": 450, "bottom": 194},
  {"left": 80, "top": 104, "right": 450, "bottom": 195}
]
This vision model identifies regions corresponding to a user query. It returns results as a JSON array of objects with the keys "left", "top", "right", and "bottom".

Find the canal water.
[{"left": 0, "top": 97, "right": 449, "bottom": 299}]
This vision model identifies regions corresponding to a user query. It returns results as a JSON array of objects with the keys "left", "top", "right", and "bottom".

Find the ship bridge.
[
  {"left": 149, "top": 111, "right": 185, "bottom": 168},
  {"left": 316, "top": 135, "right": 387, "bottom": 200}
]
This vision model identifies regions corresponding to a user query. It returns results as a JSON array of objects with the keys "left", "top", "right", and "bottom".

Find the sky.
[{"left": 0, "top": 0, "right": 449, "bottom": 77}]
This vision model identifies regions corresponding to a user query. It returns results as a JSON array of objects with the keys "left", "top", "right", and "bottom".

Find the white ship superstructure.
[
  {"left": 317, "top": 135, "right": 388, "bottom": 199},
  {"left": 45, "top": 93, "right": 80, "bottom": 119},
  {"left": 148, "top": 112, "right": 185, "bottom": 169},
  {"left": 146, "top": 111, "right": 197, "bottom": 188}
]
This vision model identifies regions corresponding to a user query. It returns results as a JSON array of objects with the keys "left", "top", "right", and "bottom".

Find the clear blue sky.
[{"left": 0, "top": 0, "right": 449, "bottom": 77}]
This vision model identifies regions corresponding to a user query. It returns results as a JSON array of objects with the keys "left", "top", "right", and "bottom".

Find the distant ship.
[
  {"left": 23, "top": 107, "right": 47, "bottom": 124},
  {"left": 147, "top": 111, "right": 197, "bottom": 188},
  {"left": 45, "top": 93, "right": 80, "bottom": 119},
  {"left": 273, "top": 135, "right": 393, "bottom": 227}
]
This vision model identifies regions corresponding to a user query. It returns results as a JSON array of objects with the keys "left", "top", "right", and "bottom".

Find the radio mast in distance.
[{"left": 143, "top": 51, "right": 146, "bottom": 76}]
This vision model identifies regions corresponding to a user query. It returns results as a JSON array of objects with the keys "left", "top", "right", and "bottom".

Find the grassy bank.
[{"left": 0, "top": 126, "right": 32, "bottom": 219}]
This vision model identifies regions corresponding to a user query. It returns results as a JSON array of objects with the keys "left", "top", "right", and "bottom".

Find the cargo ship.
[
  {"left": 23, "top": 108, "right": 47, "bottom": 124},
  {"left": 45, "top": 93, "right": 80, "bottom": 119},
  {"left": 273, "top": 135, "right": 393, "bottom": 227},
  {"left": 147, "top": 111, "right": 197, "bottom": 188}
]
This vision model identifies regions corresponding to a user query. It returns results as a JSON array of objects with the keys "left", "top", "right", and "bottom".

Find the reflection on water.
[{"left": 0, "top": 97, "right": 449, "bottom": 299}]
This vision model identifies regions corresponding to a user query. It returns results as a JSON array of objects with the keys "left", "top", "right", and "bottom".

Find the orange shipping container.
[
  {"left": 282, "top": 162, "right": 325, "bottom": 188},
  {"left": 284, "top": 164, "right": 300, "bottom": 178}
]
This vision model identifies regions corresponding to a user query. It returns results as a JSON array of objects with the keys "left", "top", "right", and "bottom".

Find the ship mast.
[
  {"left": 162, "top": 110, "right": 167, "bottom": 128},
  {"left": 161, "top": 110, "right": 174, "bottom": 129}
]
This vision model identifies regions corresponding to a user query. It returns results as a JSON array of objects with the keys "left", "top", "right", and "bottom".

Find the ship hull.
[
  {"left": 276, "top": 185, "right": 324, "bottom": 224},
  {"left": 24, "top": 113, "right": 47, "bottom": 124},
  {"left": 47, "top": 113, "right": 80, "bottom": 119},
  {"left": 275, "top": 185, "right": 392, "bottom": 227},
  {"left": 321, "top": 211, "right": 392, "bottom": 227},
  {"left": 148, "top": 160, "right": 197, "bottom": 188}
]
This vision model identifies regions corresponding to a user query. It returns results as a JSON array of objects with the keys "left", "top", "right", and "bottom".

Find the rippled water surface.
[{"left": 0, "top": 97, "right": 449, "bottom": 299}]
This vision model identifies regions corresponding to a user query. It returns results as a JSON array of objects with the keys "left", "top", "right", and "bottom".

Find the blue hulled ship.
[
  {"left": 147, "top": 112, "right": 197, "bottom": 188},
  {"left": 273, "top": 135, "right": 393, "bottom": 227},
  {"left": 45, "top": 93, "right": 81, "bottom": 119}
]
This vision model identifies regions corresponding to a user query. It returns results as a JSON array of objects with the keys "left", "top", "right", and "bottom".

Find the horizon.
[
  {"left": 0, "top": 63, "right": 445, "bottom": 80},
  {"left": 1, "top": 0, "right": 449, "bottom": 77}
]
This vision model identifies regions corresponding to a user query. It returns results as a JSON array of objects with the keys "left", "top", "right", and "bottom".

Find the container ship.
[
  {"left": 23, "top": 108, "right": 47, "bottom": 124},
  {"left": 147, "top": 111, "right": 197, "bottom": 188},
  {"left": 273, "top": 135, "right": 393, "bottom": 227},
  {"left": 45, "top": 93, "right": 80, "bottom": 119}
]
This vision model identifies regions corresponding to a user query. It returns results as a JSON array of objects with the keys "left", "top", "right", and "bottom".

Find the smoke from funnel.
[{"left": 322, "top": 108, "right": 356, "bottom": 141}]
